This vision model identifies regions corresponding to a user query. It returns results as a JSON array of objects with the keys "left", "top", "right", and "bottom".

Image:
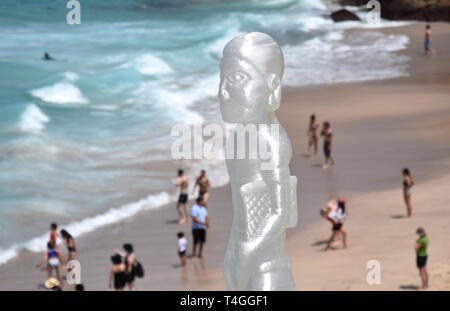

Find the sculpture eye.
[{"left": 227, "top": 72, "right": 249, "bottom": 84}]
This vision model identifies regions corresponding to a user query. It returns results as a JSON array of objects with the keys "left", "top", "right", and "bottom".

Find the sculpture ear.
[{"left": 267, "top": 74, "right": 281, "bottom": 111}]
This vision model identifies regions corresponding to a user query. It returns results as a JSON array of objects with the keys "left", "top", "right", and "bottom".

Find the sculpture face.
[
  {"left": 219, "top": 56, "right": 270, "bottom": 123},
  {"left": 218, "top": 32, "right": 284, "bottom": 124}
]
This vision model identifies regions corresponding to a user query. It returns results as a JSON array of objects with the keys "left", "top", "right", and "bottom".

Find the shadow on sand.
[
  {"left": 399, "top": 284, "right": 420, "bottom": 290},
  {"left": 165, "top": 219, "right": 180, "bottom": 224},
  {"left": 390, "top": 215, "right": 407, "bottom": 220}
]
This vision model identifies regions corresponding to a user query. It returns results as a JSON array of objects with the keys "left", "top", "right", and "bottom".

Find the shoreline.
[{"left": 0, "top": 22, "right": 449, "bottom": 290}]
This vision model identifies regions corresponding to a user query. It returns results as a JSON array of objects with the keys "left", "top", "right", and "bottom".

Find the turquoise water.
[{"left": 0, "top": 0, "right": 411, "bottom": 263}]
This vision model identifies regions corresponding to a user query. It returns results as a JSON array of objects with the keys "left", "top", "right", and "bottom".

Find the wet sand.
[{"left": 0, "top": 22, "right": 449, "bottom": 291}]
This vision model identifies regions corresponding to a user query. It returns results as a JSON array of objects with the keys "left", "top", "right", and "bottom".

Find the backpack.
[{"left": 133, "top": 260, "right": 145, "bottom": 278}]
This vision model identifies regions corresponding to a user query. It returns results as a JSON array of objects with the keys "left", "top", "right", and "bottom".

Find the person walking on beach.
[
  {"left": 424, "top": 25, "right": 433, "bottom": 55},
  {"left": 36, "top": 241, "right": 65, "bottom": 285},
  {"left": 176, "top": 169, "right": 189, "bottom": 224},
  {"left": 191, "top": 197, "right": 209, "bottom": 258},
  {"left": 324, "top": 198, "right": 347, "bottom": 251},
  {"left": 307, "top": 114, "right": 319, "bottom": 157},
  {"left": 194, "top": 170, "right": 210, "bottom": 203},
  {"left": 177, "top": 232, "right": 188, "bottom": 267},
  {"left": 415, "top": 227, "right": 429, "bottom": 290},
  {"left": 320, "top": 121, "right": 334, "bottom": 168},
  {"left": 109, "top": 254, "right": 126, "bottom": 291},
  {"left": 60, "top": 229, "right": 76, "bottom": 260},
  {"left": 402, "top": 168, "right": 414, "bottom": 217}
]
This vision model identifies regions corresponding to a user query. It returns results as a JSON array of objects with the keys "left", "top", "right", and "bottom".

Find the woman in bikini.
[
  {"left": 402, "top": 168, "right": 414, "bottom": 217},
  {"left": 60, "top": 229, "right": 76, "bottom": 260},
  {"left": 109, "top": 254, "right": 127, "bottom": 291},
  {"left": 307, "top": 114, "right": 319, "bottom": 157}
]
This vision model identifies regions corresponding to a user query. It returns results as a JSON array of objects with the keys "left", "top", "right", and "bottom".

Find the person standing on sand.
[
  {"left": 194, "top": 170, "right": 210, "bottom": 203},
  {"left": 60, "top": 229, "right": 76, "bottom": 260},
  {"left": 123, "top": 243, "right": 137, "bottom": 291},
  {"left": 36, "top": 241, "right": 65, "bottom": 285},
  {"left": 176, "top": 169, "right": 189, "bottom": 224},
  {"left": 320, "top": 121, "right": 334, "bottom": 168},
  {"left": 307, "top": 114, "right": 319, "bottom": 157},
  {"left": 424, "top": 25, "right": 433, "bottom": 55},
  {"left": 324, "top": 198, "right": 347, "bottom": 251},
  {"left": 109, "top": 254, "right": 126, "bottom": 291},
  {"left": 177, "top": 232, "right": 188, "bottom": 267},
  {"left": 415, "top": 227, "right": 429, "bottom": 290},
  {"left": 402, "top": 168, "right": 414, "bottom": 217},
  {"left": 190, "top": 197, "right": 209, "bottom": 258},
  {"left": 49, "top": 223, "right": 59, "bottom": 246}
]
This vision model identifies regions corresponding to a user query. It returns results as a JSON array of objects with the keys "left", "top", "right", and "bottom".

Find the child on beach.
[
  {"left": 424, "top": 25, "right": 433, "bottom": 55},
  {"left": 415, "top": 227, "right": 429, "bottom": 290},
  {"left": 36, "top": 241, "right": 65, "bottom": 285},
  {"left": 49, "top": 223, "right": 59, "bottom": 246},
  {"left": 177, "top": 232, "right": 187, "bottom": 266}
]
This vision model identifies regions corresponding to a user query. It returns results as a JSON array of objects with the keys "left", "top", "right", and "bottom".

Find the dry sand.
[{"left": 0, "top": 22, "right": 448, "bottom": 291}]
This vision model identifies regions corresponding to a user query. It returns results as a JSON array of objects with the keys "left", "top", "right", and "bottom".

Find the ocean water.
[{"left": 0, "top": 0, "right": 411, "bottom": 264}]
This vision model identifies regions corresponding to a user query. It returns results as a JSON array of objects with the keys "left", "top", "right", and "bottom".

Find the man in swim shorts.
[
  {"left": 320, "top": 121, "right": 335, "bottom": 168},
  {"left": 194, "top": 170, "right": 210, "bottom": 203},
  {"left": 176, "top": 169, "right": 189, "bottom": 224}
]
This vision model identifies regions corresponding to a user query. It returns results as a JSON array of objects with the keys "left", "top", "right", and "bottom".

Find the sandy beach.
[{"left": 0, "top": 22, "right": 449, "bottom": 291}]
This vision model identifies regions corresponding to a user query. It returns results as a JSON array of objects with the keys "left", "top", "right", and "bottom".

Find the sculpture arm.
[{"left": 240, "top": 165, "right": 290, "bottom": 259}]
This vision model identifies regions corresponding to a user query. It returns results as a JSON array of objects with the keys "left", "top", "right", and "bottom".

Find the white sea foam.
[
  {"left": 63, "top": 71, "right": 79, "bottom": 82},
  {"left": 19, "top": 104, "right": 50, "bottom": 134},
  {"left": 125, "top": 54, "right": 173, "bottom": 76},
  {"left": 30, "top": 82, "right": 89, "bottom": 105},
  {"left": 0, "top": 191, "right": 171, "bottom": 265}
]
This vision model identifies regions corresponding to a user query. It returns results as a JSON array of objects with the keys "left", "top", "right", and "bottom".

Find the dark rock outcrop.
[
  {"left": 381, "top": 0, "right": 450, "bottom": 22},
  {"left": 339, "top": 0, "right": 367, "bottom": 6},
  {"left": 339, "top": 0, "right": 450, "bottom": 22},
  {"left": 330, "top": 9, "right": 361, "bottom": 22}
]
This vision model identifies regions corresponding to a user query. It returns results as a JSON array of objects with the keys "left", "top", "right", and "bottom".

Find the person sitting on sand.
[
  {"left": 190, "top": 197, "right": 209, "bottom": 258},
  {"left": 109, "top": 254, "right": 126, "bottom": 291},
  {"left": 177, "top": 232, "right": 187, "bottom": 267},
  {"left": 36, "top": 241, "right": 65, "bottom": 285},
  {"left": 320, "top": 121, "right": 334, "bottom": 168},
  {"left": 60, "top": 229, "right": 76, "bottom": 261},
  {"left": 176, "top": 169, "right": 189, "bottom": 224},
  {"left": 402, "top": 168, "right": 414, "bottom": 217},
  {"left": 324, "top": 198, "right": 347, "bottom": 251},
  {"left": 307, "top": 114, "right": 319, "bottom": 157},
  {"left": 415, "top": 227, "right": 429, "bottom": 290},
  {"left": 194, "top": 170, "right": 210, "bottom": 203}
]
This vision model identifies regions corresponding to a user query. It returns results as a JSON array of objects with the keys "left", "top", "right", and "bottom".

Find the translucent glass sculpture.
[{"left": 218, "top": 32, "right": 298, "bottom": 290}]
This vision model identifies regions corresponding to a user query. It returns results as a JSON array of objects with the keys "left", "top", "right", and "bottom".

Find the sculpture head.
[{"left": 218, "top": 32, "right": 284, "bottom": 124}]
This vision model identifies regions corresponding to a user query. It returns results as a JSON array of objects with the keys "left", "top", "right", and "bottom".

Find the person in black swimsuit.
[
  {"left": 60, "top": 229, "right": 76, "bottom": 260},
  {"left": 320, "top": 121, "right": 334, "bottom": 168},
  {"left": 109, "top": 254, "right": 126, "bottom": 291},
  {"left": 123, "top": 243, "right": 136, "bottom": 290}
]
